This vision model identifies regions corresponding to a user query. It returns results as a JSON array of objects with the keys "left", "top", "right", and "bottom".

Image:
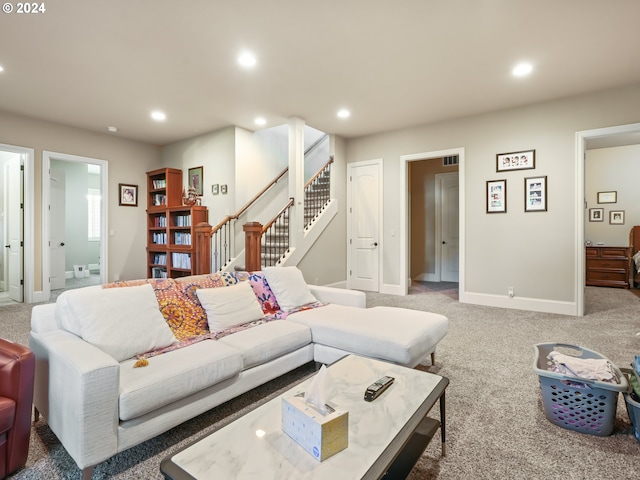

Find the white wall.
[
  {"left": 345, "top": 83, "right": 640, "bottom": 311},
  {"left": 0, "top": 110, "right": 161, "bottom": 293},
  {"left": 586, "top": 144, "right": 640, "bottom": 245}
]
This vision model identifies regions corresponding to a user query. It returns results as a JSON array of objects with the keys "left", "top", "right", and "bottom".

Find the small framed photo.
[
  {"left": 118, "top": 183, "right": 138, "bottom": 206},
  {"left": 589, "top": 208, "right": 604, "bottom": 222},
  {"left": 524, "top": 175, "right": 547, "bottom": 212},
  {"left": 221, "top": 184, "right": 228, "bottom": 194},
  {"left": 609, "top": 210, "right": 625, "bottom": 225},
  {"left": 211, "top": 184, "right": 219, "bottom": 195},
  {"left": 597, "top": 191, "right": 617, "bottom": 204},
  {"left": 496, "top": 149, "right": 535, "bottom": 172},
  {"left": 188, "top": 166, "right": 203, "bottom": 196},
  {"left": 486, "top": 179, "right": 507, "bottom": 213}
]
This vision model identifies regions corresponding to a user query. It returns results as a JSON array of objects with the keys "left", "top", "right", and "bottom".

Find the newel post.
[
  {"left": 194, "top": 222, "right": 213, "bottom": 275},
  {"left": 243, "top": 222, "right": 263, "bottom": 272}
]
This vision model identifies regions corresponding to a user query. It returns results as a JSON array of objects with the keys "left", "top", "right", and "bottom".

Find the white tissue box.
[{"left": 281, "top": 393, "right": 348, "bottom": 461}]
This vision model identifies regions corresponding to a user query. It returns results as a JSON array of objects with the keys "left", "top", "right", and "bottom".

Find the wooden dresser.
[{"left": 585, "top": 246, "right": 630, "bottom": 288}]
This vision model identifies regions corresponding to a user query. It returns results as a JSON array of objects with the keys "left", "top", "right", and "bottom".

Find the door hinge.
[
  {"left": 20, "top": 279, "right": 24, "bottom": 285},
  {"left": 20, "top": 241, "right": 23, "bottom": 247},
  {"left": 20, "top": 165, "right": 24, "bottom": 171},
  {"left": 349, "top": 270, "right": 352, "bottom": 276}
]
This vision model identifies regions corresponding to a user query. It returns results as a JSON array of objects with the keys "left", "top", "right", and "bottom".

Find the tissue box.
[{"left": 281, "top": 394, "right": 348, "bottom": 461}]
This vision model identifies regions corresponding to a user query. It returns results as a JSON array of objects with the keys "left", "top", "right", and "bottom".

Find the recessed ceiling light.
[
  {"left": 254, "top": 117, "right": 267, "bottom": 126},
  {"left": 151, "top": 110, "right": 166, "bottom": 122},
  {"left": 337, "top": 109, "right": 350, "bottom": 119},
  {"left": 512, "top": 62, "right": 533, "bottom": 77},
  {"left": 107, "top": 126, "right": 118, "bottom": 133},
  {"left": 238, "top": 51, "right": 257, "bottom": 68},
  {"left": 0, "top": 65, "right": 4, "bottom": 73}
]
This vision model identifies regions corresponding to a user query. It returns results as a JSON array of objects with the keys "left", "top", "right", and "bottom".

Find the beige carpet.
[{"left": 2, "top": 284, "right": 640, "bottom": 479}]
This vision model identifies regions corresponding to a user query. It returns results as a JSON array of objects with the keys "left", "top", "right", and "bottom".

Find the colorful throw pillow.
[
  {"left": 57, "top": 283, "right": 177, "bottom": 362},
  {"left": 243, "top": 271, "right": 281, "bottom": 316},
  {"left": 196, "top": 281, "right": 265, "bottom": 333},
  {"left": 104, "top": 278, "right": 211, "bottom": 341},
  {"left": 263, "top": 266, "right": 318, "bottom": 312}
]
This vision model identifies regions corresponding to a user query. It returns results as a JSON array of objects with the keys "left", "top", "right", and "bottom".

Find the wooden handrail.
[
  {"left": 262, "top": 198, "right": 295, "bottom": 234},
  {"left": 304, "top": 156, "right": 333, "bottom": 190},
  {"left": 233, "top": 167, "right": 288, "bottom": 221}
]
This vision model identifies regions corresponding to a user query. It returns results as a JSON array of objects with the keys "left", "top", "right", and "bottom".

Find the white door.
[
  {"left": 348, "top": 160, "right": 381, "bottom": 291},
  {"left": 439, "top": 173, "right": 459, "bottom": 282},
  {"left": 7, "top": 156, "right": 23, "bottom": 302},
  {"left": 50, "top": 169, "right": 66, "bottom": 290}
]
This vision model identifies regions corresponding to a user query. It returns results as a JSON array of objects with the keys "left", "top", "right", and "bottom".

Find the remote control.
[{"left": 364, "top": 376, "right": 395, "bottom": 401}]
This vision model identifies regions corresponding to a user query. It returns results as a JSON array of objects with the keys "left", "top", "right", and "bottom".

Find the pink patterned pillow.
[{"left": 243, "top": 271, "right": 281, "bottom": 317}]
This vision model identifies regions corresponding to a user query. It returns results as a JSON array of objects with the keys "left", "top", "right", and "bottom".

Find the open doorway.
[
  {"left": 43, "top": 152, "right": 108, "bottom": 301},
  {"left": 576, "top": 122, "right": 640, "bottom": 316},
  {"left": 401, "top": 147, "right": 464, "bottom": 296}
]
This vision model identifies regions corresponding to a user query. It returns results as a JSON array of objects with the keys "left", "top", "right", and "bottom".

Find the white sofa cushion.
[
  {"left": 196, "top": 281, "right": 264, "bottom": 332},
  {"left": 263, "top": 266, "right": 318, "bottom": 312},
  {"left": 118, "top": 340, "right": 243, "bottom": 421},
  {"left": 218, "top": 321, "right": 312, "bottom": 369},
  {"left": 55, "top": 284, "right": 177, "bottom": 362},
  {"left": 288, "top": 304, "right": 449, "bottom": 366}
]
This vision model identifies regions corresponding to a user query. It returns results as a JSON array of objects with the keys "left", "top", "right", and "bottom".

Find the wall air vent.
[{"left": 443, "top": 155, "right": 459, "bottom": 166}]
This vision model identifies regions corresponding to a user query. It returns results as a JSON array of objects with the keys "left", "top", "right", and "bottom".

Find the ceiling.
[{"left": 1, "top": 0, "right": 640, "bottom": 146}]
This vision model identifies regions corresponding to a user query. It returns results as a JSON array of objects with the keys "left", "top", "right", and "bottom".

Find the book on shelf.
[
  {"left": 173, "top": 232, "right": 192, "bottom": 245},
  {"left": 153, "top": 253, "right": 167, "bottom": 265},
  {"left": 154, "top": 216, "right": 167, "bottom": 227},
  {"left": 174, "top": 214, "right": 192, "bottom": 227},
  {"left": 151, "top": 267, "right": 167, "bottom": 278},
  {"left": 152, "top": 194, "right": 166, "bottom": 206},
  {"left": 152, "top": 232, "right": 167, "bottom": 244},
  {"left": 152, "top": 179, "right": 167, "bottom": 189},
  {"left": 171, "top": 252, "right": 191, "bottom": 270}
]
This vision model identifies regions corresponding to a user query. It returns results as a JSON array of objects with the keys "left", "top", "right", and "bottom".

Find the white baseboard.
[{"left": 460, "top": 291, "right": 578, "bottom": 316}]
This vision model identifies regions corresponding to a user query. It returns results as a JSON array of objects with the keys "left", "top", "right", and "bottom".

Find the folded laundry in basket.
[{"left": 547, "top": 351, "right": 618, "bottom": 383}]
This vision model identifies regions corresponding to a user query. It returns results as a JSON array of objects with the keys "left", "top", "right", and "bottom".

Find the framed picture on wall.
[
  {"left": 597, "top": 191, "right": 617, "bottom": 204},
  {"left": 609, "top": 210, "right": 625, "bottom": 225},
  {"left": 589, "top": 208, "right": 604, "bottom": 222},
  {"left": 496, "top": 149, "right": 535, "bottom": 172},
  {"left": 486, "top": 179, "right": 507, "bottom": 213},
  {"left": 188, "top": 166, "right": 203, "bottom": 196},
  {"left": 118, "top": 183, "right": 138, "bottom": 206},
  {"left": 524, "top": 175, "right": 547, "bottom": 212}
]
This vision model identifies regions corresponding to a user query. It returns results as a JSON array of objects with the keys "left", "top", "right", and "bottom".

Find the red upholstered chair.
[{"left": 0, "top": 339, "right": 34, "bottom": 479}]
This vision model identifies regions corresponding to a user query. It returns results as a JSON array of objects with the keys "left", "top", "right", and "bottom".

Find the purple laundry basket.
[{"left": 533, "top": 343, "right": 628, "bottom": 436}]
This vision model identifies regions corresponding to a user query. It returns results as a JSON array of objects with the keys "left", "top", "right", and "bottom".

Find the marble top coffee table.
[{"left": 161, "top": 354, "right": 448, "bottom": 480}]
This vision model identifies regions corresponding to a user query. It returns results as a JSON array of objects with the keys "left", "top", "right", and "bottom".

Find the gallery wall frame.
[
  {"left": 524, "top": 175, "right": 547, "bottom": 212},
  {"left": 597, "top": 191, "right": 617, "bottom": 204},
  {"left": 496, "top": 149, "right": 535, "bottom": 172},
  {"left": 609, "top": 210, "right": 625, "bottom": 225},
  {"left": 589, "top": 208, "right": 604, "bottom": 222},
  {"left": 486, "top": 179, "right": 507, "bottom": 213}
]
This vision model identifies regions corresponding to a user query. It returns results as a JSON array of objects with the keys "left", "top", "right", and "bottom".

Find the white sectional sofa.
[{"left": 29, "top": 267, "right": 449, "bottom": 479}]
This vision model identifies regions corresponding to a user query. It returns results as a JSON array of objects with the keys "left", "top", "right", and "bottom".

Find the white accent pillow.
[
  {"left": 56, "top": 283, "right": 177, "bottom": 362},
  {"left": 263, "top": 266, "right": 318, "bottom": 312},
  {"left": 196, "top": 281, "right": 264, "bottom": 333}
]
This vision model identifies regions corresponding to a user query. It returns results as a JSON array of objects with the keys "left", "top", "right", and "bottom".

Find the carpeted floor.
[{"left": 2, "top": 282, "right": 640, "bottom": 479}]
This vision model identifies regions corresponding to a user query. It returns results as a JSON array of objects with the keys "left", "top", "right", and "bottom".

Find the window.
[{"left": 87, "top": 188, "right": 101, "bottom": 240}]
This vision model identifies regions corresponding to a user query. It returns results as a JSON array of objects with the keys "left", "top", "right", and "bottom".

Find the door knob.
[
  {"left": 60, "top": 242, "right": 65, "bottom": 246},
  {"left": 372, "top": 242, "right": 378, "bottom": 247},
  {"left": 442, "top": 241, "right": 446, "bottom": 244},
  {"left": 4, "top": 245, "right": 9, "bottom": 248}
]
